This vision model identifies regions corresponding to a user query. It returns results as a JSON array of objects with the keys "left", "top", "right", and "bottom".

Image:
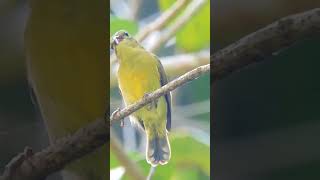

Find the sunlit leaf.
[{"left": 158, "top": 0, "right": 210, "bottom": 52}]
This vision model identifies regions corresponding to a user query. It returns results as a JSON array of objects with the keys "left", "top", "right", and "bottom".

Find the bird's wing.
[{"left": 155, "top": 55, "right": 172, "bottom": 131}]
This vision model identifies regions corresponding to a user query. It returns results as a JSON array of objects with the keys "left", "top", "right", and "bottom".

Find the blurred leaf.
[
  {"left": 170, "top": 168, "right": 199, "bottom": 180},
  {"left": 110, "top": 148, "right": 120, "bottom": 168},
  {"left": 110, "top": 16, "right": 138, "bottom": 37},
  {"left": 176, "top": 73, "right": 210, "bottom": 105},
  {"left": 158, "top": 0, "right": 190, "bottom": 23},
  {"left": 127, "top": 151, "right": 144, "bottom": 162},
  {"left": 170, "top": 133, "right": 210, "bottom": 175},
  {"left": 110, "top": 149, "right": 143, "bottom": 168},
  {"left": 158, "top": 0, "right": 210, "bottom": 52}
]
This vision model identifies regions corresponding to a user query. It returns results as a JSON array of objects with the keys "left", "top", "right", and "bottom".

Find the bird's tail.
[{"left": 146, "top": 133, "right": 171, "bottom": 166}]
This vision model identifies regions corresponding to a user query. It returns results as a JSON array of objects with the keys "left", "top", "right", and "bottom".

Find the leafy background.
[{"left": 110, "top": 0, "right": 210, "bottom": 179}]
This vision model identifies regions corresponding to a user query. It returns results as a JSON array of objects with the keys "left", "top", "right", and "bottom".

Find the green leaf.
[
  {"left": 170, "top": 133, "right": 210, "bottom": 175},
  {"left": 158, "top": 0, "right": 210, "bottom": 52},
  {"left": 110, "top": 16, "right": 138, "bottom": 37},
  {"left": 110, "top": 148, "right": 120, "bottom": 168},
  {"left": 110, "top": 150, "right": 143, "bottom": 168},
  {"left": 170, "top": 168, "right": 201, "bottom": 180}
]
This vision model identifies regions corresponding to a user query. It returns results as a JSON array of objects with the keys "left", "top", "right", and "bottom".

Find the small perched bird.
[{"left": 111, "top": 30, "right": 172, "bottom": 166}]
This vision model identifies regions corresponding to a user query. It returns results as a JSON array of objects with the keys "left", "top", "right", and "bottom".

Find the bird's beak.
[
  {"left": 110, "top": 40, "right": 116, "bottom": 50},
  {"left": 114, "top": 35, "right": 125, "bottom": 45},
  {"left": 113, "top": 36, "right": 119, "bottom": 45},
  {"left": 111, "top": 35, "right": 124, "bottom": 50}
]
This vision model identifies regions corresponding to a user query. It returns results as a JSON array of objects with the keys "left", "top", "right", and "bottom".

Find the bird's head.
[{"left": 110, "top": 30, "right": 130, "bottom": 50}]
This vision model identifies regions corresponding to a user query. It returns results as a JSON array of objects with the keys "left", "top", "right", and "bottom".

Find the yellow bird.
[
  {"left": 111, "top": 30, "right": 172, "bottom": 166},
  {"left": 25, "top": 1, "right": 108, "bottom": 179}
]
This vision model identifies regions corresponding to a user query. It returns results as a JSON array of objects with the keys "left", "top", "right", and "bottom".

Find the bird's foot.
[
  {"left": 143, "top": 93, "right": 158, "bottom": 111},
  {"left": 111, "top": 108, "right": 124, "bottom": 127},
  {"left": 120, "top": 119, "right": 124, "bottom": 127}
]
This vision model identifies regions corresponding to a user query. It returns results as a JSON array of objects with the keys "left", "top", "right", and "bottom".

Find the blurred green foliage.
[
  {"left": 158, "top": 0, "right": 210, "bottom": 52},
  {"left": 111, "top": 133, "right": 210, "bottom": 180},
  {"left": 110, "top": 16, "right": 138, "bottom": 38}
]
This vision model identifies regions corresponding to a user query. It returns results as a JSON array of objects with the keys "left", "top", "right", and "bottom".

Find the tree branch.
[
  {"left": 0, "top": 64, "right": 210, "bottom": 180},
  {"left": 148, "top": 0, "right": 207, "bottom": 52},
  {"left": 135, "top": 0, "right": 188, "bottom": 42},
  {"left": 0, "top": 118, "right": 108, "bottom": 180},
  {"left": 110, "top": 64, "right": 210, "bottom": 125},
  {"left": 212, "top": 8, "right": 320, "bottom": 82}
]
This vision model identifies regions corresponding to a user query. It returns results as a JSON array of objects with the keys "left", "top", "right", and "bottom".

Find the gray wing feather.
[{"left": 155, "top": 56, "right": 172, "bottom": 131}]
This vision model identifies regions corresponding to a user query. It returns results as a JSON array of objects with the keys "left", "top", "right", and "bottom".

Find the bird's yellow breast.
[{"left": 117, "top": 42, "right": 161, "bottom": 105}]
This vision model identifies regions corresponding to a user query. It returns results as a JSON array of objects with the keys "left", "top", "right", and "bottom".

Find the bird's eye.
[{"left": 124, "top": 32, "right": 129, "bottom": 36}]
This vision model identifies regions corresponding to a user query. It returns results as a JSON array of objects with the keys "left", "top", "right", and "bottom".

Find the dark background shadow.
[{"left": 212, "top": 0, "right": 320, "bottom": 179}]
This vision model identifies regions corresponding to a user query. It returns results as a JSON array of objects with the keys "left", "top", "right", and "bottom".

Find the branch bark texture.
[
  {"left": 0, "top": 64, "right": 210, "bottom": 180},
  {"left": 212, "top": 8, "right": 320, "bottom": 81},
  {"left": 0, "top": 119, "right": 108, "bottom": 180},
  {"left": 110, "top": 64, "right": 210, "bottom": 125}
]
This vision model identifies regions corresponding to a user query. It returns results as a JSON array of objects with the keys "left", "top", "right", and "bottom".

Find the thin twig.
[
  {"left": 135, "top": 0, "right": 188, "bottom": 42},
  {"left": 130, "top": 0, "right": 142, "bottom": 20},
  {"left": 110, "top": 64, "right": 210, "bottom": 125},
  {"left": 212, "top": 8, "right": 320, "bottom": 82},
  {"left": 148, "top": 0, "right": 207, "bottom": 52},
  {"left": 146, "top": 166, "right": 156, "bottom": 180},
  {"left": 110, "top": 130, "right": 145, "bottom": 180}
]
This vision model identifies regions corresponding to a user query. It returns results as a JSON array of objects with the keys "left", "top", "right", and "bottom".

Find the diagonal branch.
[
  {"left": 135, "top": 0, "right": 188, "bottom": 42},
  {"left": 212, "top": 8, "right": 320, "bottom": 82},
  {"left": 148, "top": 0, "right": 207, "bottom": 52},
  {"left": 0, "top": 64, "right": 210, "bottom": 180},
  {"left": 0, "top": 118, "right": 108, "bottom": 180},
  {"left": 110, "top": 64, "right": 210, "bottom": 125}
]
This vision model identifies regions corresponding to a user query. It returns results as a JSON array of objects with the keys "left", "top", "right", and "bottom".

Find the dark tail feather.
[{"left": 146, "top": 134, "right": 171, "bottom": 166}]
